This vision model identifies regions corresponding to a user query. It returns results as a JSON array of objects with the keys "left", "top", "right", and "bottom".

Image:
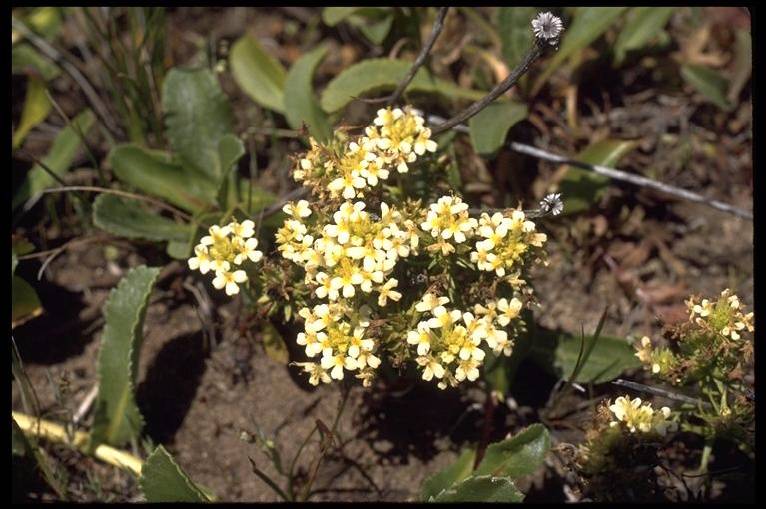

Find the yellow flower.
[
  {"left": 496, "top": 297, "right": 522, "bottom": 326},
  {"left": 377, "top": 278, "right": 402, "bottom": 306},
  {"left": 212, "top": 268, "right": 248, "bottom": 296},
  {"left": 188, "top": 245, "right": 212, "bottom": 274}
]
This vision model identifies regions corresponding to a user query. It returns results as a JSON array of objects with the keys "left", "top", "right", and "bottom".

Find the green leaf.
[
  {"left": 163, "top": 68, "right": 235, "bottom": 180},
  {"left": 613, "top": 7, "right": 674, "bottom": 66},
  {"left": 530, "top": 327, "right": 640, "bottom": 384},
  {"left": 284, "top": 45, "right": 333, "bottom": 143},
  {"left": 25, "top": 7, "right": 63, "bottom": 39},
  {"left": 261, "top": 321, "right": 289, "bottom": 364},
  {"left": 140, "top": 445, "right": 213, "bottom": 502},
  {"left": 421, "top": 448, "right": 476, "bottom": 501},
  {"left": 431, "top": 475, "right": 524, "bottom": 502},
  {"left": 559, "top": 139, "right": 637, "bottom": 215},
  {"left": 12, "top": 43, "right": 61, "bottom": 80},
  {"left": 533, "top": 7, "right": 628, "bottom": 94},
  {"left": 356, "top": 14, "right": 394, "bottom": 45},
  {"left": 474, "top": 424, "right": 550, "bottom": 480},
  {"left": 13, "top": 109, "right": 95, "bottom": 210},
  {"left": 680, "top": 64, "right": 732, "bottom": 111},
  {"left": 12, "top": 276, "right": 43, "bottom": 328},
  {"left": 92, "top": 194, "right": 192, "bottom": 243},
  {"left": 13, "top": 75, "right": 52, "bottom": 149},
  {"left": 468, "top": 101, "right": 527, "bottom": 155},
  {"left": 230, "top": 35, "right": 287, "bottom": 114},
  {"left": 90, "top": 266, "right": 160, "bottom": 447},
  {"left": 216, "top": 134, "right": 247, "bottom": 208},
  {"left": 235, "top": 179, "right": 278, "bottom": 214},
  {"left": 320, "top": 58, "right": 488, "bottom": 113},
  {"left": 498, "top": 7, "right": 537, "bottom": 67},
  {"left": 322, "top": 7, "right": 387, "bottom": 26},
  {"left": 728, "top": 29, "right": 752, "bottom": 102},
  {"left": 109, "top": 144, "right": 217, "bottom": 214}
]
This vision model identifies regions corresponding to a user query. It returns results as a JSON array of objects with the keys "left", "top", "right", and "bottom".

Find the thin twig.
[
  {"left": 611, "top": 378, "right": 712, "bottom": 408},
  {"left": 385, "top": 7, "right": 449, "bottom": 107},
  {"left": 425, "top": 114, "right": 752, "bottom": 221},
  {"left": 507, "top": 142, "right": 753, "bottom": 220},
  {"left": 431, "top": 39, "right": 545, "bottom": 135},
  {"left": 42, "top": 185, "right": 193, "bottom": 221},
  {"left": 12, "top": 17, "right": 123, "bottom": 138}
]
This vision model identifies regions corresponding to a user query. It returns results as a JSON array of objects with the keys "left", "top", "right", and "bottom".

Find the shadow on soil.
[{"left": 137, "top": 330, "right": 209, "bottom": 443}]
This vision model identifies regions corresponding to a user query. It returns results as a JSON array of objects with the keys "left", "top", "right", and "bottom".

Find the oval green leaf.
[
  {"left": 230, "top": 35, "right": 287, "bottom": 114},
  {"left": 680, "top": 64, "right": 732, "bottom": 111},
  {"left": 613, "top": 7, "right": 674, "bottom": 66},
  {"left": 431, "top": 474, "right": 524, "bottom": 502},
  {"left": 284, "top": 45, "right": 332, "bottom": 143},
  {"left": 13, "top": 74, "right": 52, "bottom": 149},
  {"left": 468, "top": 101, "right": 527, "bottom": 155},
  {"left": 473, "top": 423, "right": 551, "bottom": 480},
  {"left": 92, "top": 194, "right": 193, "bottom": 243}
]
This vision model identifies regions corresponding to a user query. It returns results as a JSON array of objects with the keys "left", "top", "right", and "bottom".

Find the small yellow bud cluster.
[
  {"left": 294, "top": 106, "right": 437, "bottom": 200},
  {"left": 608, "top": 396, "right": 676, "bottom": 436},
  {"left": 472, "top": 210, "right": 547, "bottom": 277},
  {"left": 687, "top": 288, "right": 753, "bottom": 340},
  {"left": 406, "top": 293, "right": 523, "bottom": 389},
  {"left": 188, "top": 220, "right": 263, "bottom": 295},
  {"left": 293, "top": 302, "right": 381, "bottom": 386},
  {"left": 633, "top": 336, "right": 676, "bottom": 376}
]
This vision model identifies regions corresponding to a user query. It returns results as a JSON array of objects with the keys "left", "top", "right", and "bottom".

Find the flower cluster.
[
  {"left": 406, "top": 293, "right": 523, "bottom": 389},
  {"left": 294, "top": 106, "right": 437, "bottom": 200},
  {"left": 277, "top": 199, "right": 417, "bottom": 305},
  {"left": 421, "top": 195, "right": 478, "bottom": 255},
  {"left": 687, "top": 288, "right": 754, "bottom": 340},
  {"left": 471, "top": 210, "right": 547, "bottom": 277},
  {"left": 292, "top": 301, "right": 381, "bottom": 386},
  {"left": 608, "top": 396, "right": 676, "bottom": 436},
  {"left": 188, "top": 220, "right": 263, "bottom": 295}
]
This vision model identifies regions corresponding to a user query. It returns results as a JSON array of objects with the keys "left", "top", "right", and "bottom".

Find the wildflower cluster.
[
  {"left": 269, "top": 106, "right": 548, "bottom": 389},
  {"left": 608, "top": 396, "right": 676, "bottom": 436},
  {"left": 294, "top": 106, "right": 437, "bottom": 200},
  {"left": 405, "top": 294, "right": 523, "bottom": 388},
  {"left": 188, "top": 220, "right": 263, "bottom": 295},
  {"left": 472, "top": 211, "right": 547, "bottom": 276}
]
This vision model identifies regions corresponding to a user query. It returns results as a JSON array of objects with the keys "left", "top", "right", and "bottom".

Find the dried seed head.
[
  {"left": 531, "top": 12, "right": 564, "bottom": 45},
  {"left": 540, "top": 192, "right": 564, "bottom": 216}
]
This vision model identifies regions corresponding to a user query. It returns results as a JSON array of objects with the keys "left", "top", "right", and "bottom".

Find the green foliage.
[
  {"left": 533, "top": 7, "right": 628, "bottom": 94},
  {"left": 92, "top": 194, "right": 193, "bottom": 243},
  {"left": 431, "top": 474, "right": 523, "bottom": 502},
  {"left": 498, "top": 7, "right": 537, "bottom": 68},
  {"left": 320, "top": 58, "right": 487, "bottom": 113},
  {"left": 680, "top": 64, "right": 732, "bottom": 111},
  {"left": 613, "top": 7, "right": 674, "bottom": 66},
  {"left": 12, "top": 276, "right": 42, "bottom": 327},
  {"left": 531, "top": 328, "right": 640, "bottom": 384},
  {"left": 12, "top": 43, "right": 62, "bottom": 80},
  {"left": 560, "top": 139, "right": 637, "bottom": 215},
  {"left": 13, "top": 109, "right": 95, "bottom": 210},
  {"left": 13, "top": 75, "right": 52, "bottom": 149},
  {"left": 163, "top": 68, "right": 240, "bottom": 180},
  {"left": 322, "top": 7, "right": 394, "bottom": 45},
  {"left": 284, "top": 45, "right": 332, "bottom": 143},
  {"left": 422, "top": 424, "right": 550, "bottom": 502},
  {"left": 468, "top": 101, "right": 527, "bottom": 155},
  {"left": 90, "top": 266, "right": 160, "bottom": 448},
  {"left": 109, "top": 144, "right": 216, "bottom": 214},
  {"left": 230, "top": 35, "right": 287, "bottom": 113},
  {"left": 140, "top": 445, "right": 213, "bottom": 502}
]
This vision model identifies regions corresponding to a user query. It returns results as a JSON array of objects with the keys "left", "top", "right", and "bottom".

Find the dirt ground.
[{"left": 11, "top": 6, "right": 753, "bottom": 503}]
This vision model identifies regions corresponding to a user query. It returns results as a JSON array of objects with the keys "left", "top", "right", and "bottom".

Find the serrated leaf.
[
  {"left": 92, "top": 194, "right": 192, "bottom": 243},
  {"left": 468, "top": 101, "right": 527, "bottom": 155},
  {"left": 421, "top": 448, "right": 476, "bottom": 501},
  {"left": 230, "top": 35, "right": 287, "bottom": 113},
  {"left": 284, "top": 45, "right": 333, "bottom": 143},
  {"left": 498, "top": 7, "right": 537, "bottom": 68},
  {"left": 90, "top": 266, "right": 160, "bottom": 447},
  {"left": 140, "top": 445, "right": 212, "bottom": 502},
  {"left": 680, "top": 64, "right": 732, "bottom": 111},
  {"left": 163, "top": 68, "right": 235, "bottom": 180},
  {"left": 474, "top": 424, "right": 550, "bottom": 480},
  {"left": 320, "top": 58, "right": 488, "bottom": 113},
  {"left": 12, "top": 276, "right": 43, "bottom": 328},
  {"left": 13, "top": 109, "right": 95, "bottom": 210},
  {"left": 560, "top": 139, "right": 637, "bottom": 215},
  {"left": 530, "top": 327, "right": 640, "bottom": 384},
  {"left": 613, "top": 7, "right": 674, "bottom": 66},
  {"left": 431, "top": 474, "right": 523, "bottom": 502},
  {"left": 109, "top": 144, "right": 217, "bottom": 214},
  {"left": 533, "top": 7, "right": 628, "bottom": 95},
  {"left": 13, "top": 74, "right": 52, "bottom": 149}
]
